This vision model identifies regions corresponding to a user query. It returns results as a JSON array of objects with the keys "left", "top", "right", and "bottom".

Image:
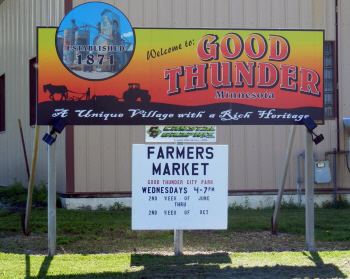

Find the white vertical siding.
[
  {"left": 0, "top": 0, "right": 66, "bottom": 191},
  {"left": 70, "top": 0, "right": 340, "bottom": 194}
]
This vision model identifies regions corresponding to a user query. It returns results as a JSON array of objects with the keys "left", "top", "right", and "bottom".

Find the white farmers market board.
[{"left": 132, "top": 144, "right": 228, "bottom": 230}]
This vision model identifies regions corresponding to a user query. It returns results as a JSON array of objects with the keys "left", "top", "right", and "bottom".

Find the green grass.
[
  {"left": 1, "top": 207, "right": 350, "bottom": 243},
  {"left": 1, "top": 251, "right": 350, "bottom": 278},
  {"left": 1, "top": 179, "right": 349, "bottom": 243},
  {"left": 227, "top": 207, "right": 350, "bottom": 241},
  {"left": 1, "top": 206, "right": 350, "bottom": 278}
]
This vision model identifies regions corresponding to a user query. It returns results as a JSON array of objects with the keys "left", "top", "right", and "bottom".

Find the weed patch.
[
  {"left": 0, "top": 179, "right": 61, "bottom": 209},
  {"left": 109, "top": 201, "right": 127, "bottom": 211},
  {"left": 322, "top": 196, "right": 350, "bottom": 209}
]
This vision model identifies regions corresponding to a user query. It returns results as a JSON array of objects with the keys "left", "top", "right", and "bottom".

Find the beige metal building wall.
[
  {"left": 0, "top": 0, "right": 67, "bottom": 191},
  {"left": 71, "top": 0, "right": 347, "bottom": 194},
  {"left": 338, "top": 0, "right": 350, "bottom": 190}
]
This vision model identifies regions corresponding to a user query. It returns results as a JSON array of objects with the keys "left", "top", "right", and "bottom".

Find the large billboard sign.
[
  {"left": 37, "top": 2, "right": 324, "bottom": 126},
  {"left": 132, "top": 144, "right": 228, "bottom": 230}
]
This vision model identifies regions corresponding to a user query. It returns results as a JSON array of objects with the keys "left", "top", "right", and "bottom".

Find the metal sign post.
[
  {"left": 41, "top": 119, "right": 66, "bottom": 256},
  {"left": 48, "top": 127, "right": 57, "bottom": 256},
  {"left": 305, "top": 127, "right": 315, "bottom": 251},
  {"left": 174, "top": 141, "right": 184, "bottom": 256},
  {"left": 174, "top": 229, "right": 183, "bottom": 256}
]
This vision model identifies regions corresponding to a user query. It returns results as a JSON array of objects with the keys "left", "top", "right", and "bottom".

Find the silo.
[
  {"left": 63, "top": 19, "right": 78, "bottom": 66},
  {"left": 75, "top": 30, "right": 90, "bottom": 60},
  {"left": 63, "top": 28, "right": 75, "bottom": 65},
  {"left": 56, "top": 34, "right": 64, "bottom": 59}
]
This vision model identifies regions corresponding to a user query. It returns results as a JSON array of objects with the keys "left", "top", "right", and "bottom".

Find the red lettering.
[
  {"left": 235, "top": 62, "right": 256, "bottom": 87},
  {"left": 220, "top": 33, "right": 243, "bottom": 59},
  {"left": 184, "top": 64, "right": 208, "bottom": 92},
  {"left": 257, "top": 63, "right": 279, "bottom": 88},
  {"left": 300, "top": 68, "right": 320, "bottom": 96},
  {"left": 269, "top": 35, "right": 290, "bottom": 61},
  {"left": 164, "top": 67, "right": 183, "bottom": 95},
  {"left": 244, "top": 34, "right": 267, "bottom": 60},
  {"left": 197, "top": 35, "right": 219, "bottom": 61},
  {"left": 209, "top": 62, "right": 232, "bottom": 88},
  {"left": 280, "top": 65, "right": 297, "bottom": 91}
]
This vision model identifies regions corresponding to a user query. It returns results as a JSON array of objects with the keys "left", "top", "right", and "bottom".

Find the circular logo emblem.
[{"left": 56, "top": 2, "right": 135, "bottom": 81}]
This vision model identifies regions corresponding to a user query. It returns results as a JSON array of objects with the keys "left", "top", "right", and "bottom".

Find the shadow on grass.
[
  {"left": 23, "top": 252, "right": 346, "bottom": 279},
  {"left": 26, "top": 254, "right": 53, "bottom": 279}
]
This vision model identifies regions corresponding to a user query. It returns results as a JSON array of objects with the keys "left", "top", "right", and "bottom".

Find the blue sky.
[{"left": 57, "top": 2, "right": 134, "bottom": 45}]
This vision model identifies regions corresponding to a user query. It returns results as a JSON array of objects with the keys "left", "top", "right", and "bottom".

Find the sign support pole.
[
  {"left": 48, "top": 127, "right": 57, "bottom": 256},
  {"left": 174, "top": 141, "right": 184, "bottom": 256},
  {"left": 305, "top": 127, "right": 315, "bottom": 251},
  {"left": 174, "top": 229, "right": 183, "bottom": 255},
  {"left": 271, "top": 125, "right": 296, "bottom": 234}
]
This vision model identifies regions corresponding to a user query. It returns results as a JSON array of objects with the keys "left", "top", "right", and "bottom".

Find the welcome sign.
[{"left": 37, "top": 2, "right": 324, "bottom": 126}]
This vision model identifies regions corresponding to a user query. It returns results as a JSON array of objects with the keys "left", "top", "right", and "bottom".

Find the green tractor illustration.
[{"left": 123, "top": 83, "right": 151, "bottom": 103}]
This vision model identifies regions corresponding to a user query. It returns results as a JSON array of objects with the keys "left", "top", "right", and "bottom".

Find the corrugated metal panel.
[
  {"left": 71, "top": 0, "right": 341, "bottom": 194},
  {"left": 337, "top": 0, "right": 350, "bottom": 189},
  {"left": 0, "top": 0, "right": 66, "bottom": 191}
]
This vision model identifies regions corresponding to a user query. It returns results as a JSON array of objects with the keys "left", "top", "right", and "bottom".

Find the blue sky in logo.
[{"left": 57, "top": 2, "right": 134, "bottom": 47}]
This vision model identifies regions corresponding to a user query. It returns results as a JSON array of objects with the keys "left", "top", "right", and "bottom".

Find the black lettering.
[
  {"left": 152, "top": 163, "right": 161, "bottom": 175},
  {"left": 192, "top": 163, "right": 199, "bottom": 175},
  {"left": 147, "top": 49, "right": 156, "bottom": 60},
  {"left": 182, "top": 163, "right": 189, "bottom": 175},
  {"left": 206, "top": 147, "right": 214, "bottom": 159},
  {"left": 163, "top": 163, "right": 170, "bottom": 175},
  {"left": 196, "top": 147, "right": 205, "bottom": 159},
  {"left": 201, "top": 163, "right": 209, "bottom": 175},
  {"left": 173, "top": 163, "right": 181, "bottom": 175},
  {"left": 187, "top": 147, "right": 194, "bottom": 159},
  {"left": 177, "top": 147, "right": 185, "bottom": 158},
  {"left": 148, "top": 146, "right": 155, "bottom": 159},
  {"left": 157, "top": 147, "right": 165, "bottom": 159},
  {"left": 166, "top": 146, "right": 175, "bottom": 159}
]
